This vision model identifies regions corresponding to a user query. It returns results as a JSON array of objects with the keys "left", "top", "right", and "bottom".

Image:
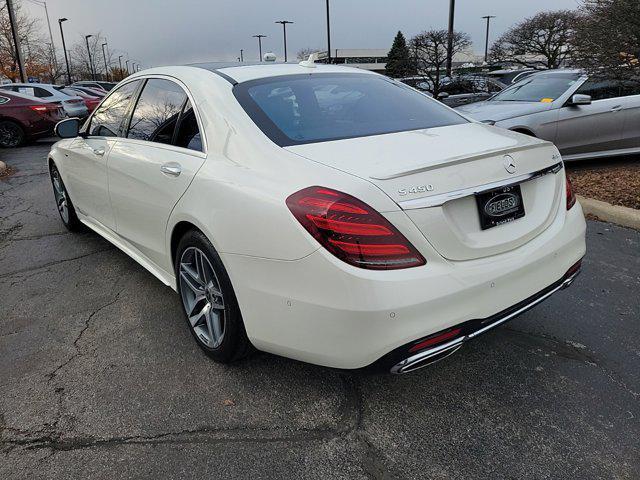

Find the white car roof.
[{"left": 127, "top": 63, "right": 378, "bottom": 86}]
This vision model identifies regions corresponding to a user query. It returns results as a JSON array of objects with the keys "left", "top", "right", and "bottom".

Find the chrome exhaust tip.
[{"left": 390, "top": 340, "right": 464, "bottom": 374}]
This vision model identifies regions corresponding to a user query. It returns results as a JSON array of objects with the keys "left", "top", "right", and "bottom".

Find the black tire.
[
  {"left": 175, "top": 229, "right": 253, "bottom": 363},
  {"left": 49, "top": 163, "right": 82, "bottom": 231},
  {"left": 0, "top": 120, "right": 25, "bottom": 148}
]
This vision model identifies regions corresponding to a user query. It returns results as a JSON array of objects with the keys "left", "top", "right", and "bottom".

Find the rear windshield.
[
  {"left": 233, "top": 73, "right": 466, "bottom": 146},
  {"left": 490, "top": 72, "right": 582, "bottom": 103}
]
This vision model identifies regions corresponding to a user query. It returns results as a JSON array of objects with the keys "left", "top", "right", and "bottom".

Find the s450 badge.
[{"left": 398, "top": 185, "right": 434, "bottom": 196}]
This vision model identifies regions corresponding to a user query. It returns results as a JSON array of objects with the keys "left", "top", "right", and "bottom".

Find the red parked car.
[
  {"left": 56, "top": 86, "right": 102, "bottom": 113},
  {"left": 0, "top": 90, "right": 65, "bottom": 148}
]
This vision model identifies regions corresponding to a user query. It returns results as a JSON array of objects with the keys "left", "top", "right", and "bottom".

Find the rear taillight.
[
  {"left": 566, "top": 175, "right": 576, "bottom": 210},
  {"left": 29, "top": 105, "right": 48, "bottom": 112},
  {"left": 286, "top": 186, "right": 426, "bottom": 270}
]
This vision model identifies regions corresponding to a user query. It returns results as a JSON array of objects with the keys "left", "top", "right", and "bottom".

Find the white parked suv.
[
  {"left": 48, "top": 62, "right": 586, "bottom": 373},
  {"left": 0, "top": 83, "right": 88, "bottom": 118}
]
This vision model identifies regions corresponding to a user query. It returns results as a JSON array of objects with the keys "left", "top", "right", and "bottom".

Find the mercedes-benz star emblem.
[{"left": 503, "top": 155, "right": 517, "bottom": 174}]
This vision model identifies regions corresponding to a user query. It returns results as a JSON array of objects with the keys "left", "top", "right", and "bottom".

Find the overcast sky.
[{"left": 24, "top": 0, "right": 582, "bottom": 67}]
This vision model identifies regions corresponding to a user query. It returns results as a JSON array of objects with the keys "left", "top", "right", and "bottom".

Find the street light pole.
[
  {"left": 101, "top": 42, "right": 109, "bottom": 81},
  {"left": 6, "top": 0, "right": 26, "bottom": 82},
  {"left": 85, "top": 34, "right": 95, "bottom": 80},
  {"left": 240, "top": 49, "right": 244, "bottom": 62},
  {"left": 58, "top": 18, "right": 71, "bottom": 84},
  {"left": 125, "top": 59, "right": 130, "bottom": 75},
  {"left": 275, "top": 20, "right": 293, "bottom": 62},
  {"left": 482, "top": 15, "right": 496, "bottom": 63},
  {"left": 118, "top": 55, "right": 123, "bottom": 73},
  {"left": 253, "top": 34, "right": 266, "bottom": 61},
  {"left": 446, "top": 0, "right": 455, "bottom": 77},
  {"left": 325, "top": 0, "right": 331, "bottom": 63}
]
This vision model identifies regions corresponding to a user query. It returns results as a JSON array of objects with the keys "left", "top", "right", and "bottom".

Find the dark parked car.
[
  {"left": 72, "top": 81, "right": 117, "bottom": 92},
  {"left": 0, "top": 90, "right": 65, "bottom": 148},
  {"left": 483, "top": 69, "right": 536, "bottom": 86},
  {"left": 436, "top": 76, "right": 505, "bottom": 107}
]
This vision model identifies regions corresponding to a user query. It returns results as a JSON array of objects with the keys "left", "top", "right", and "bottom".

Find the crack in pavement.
[{"left": 0, "top": 247, "right": 114, "bottom": 279}]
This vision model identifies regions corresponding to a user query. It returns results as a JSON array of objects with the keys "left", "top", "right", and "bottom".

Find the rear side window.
[
  {"left": 0, "top": 96, "right": 9, "bottom": 105},
  {"left": 89, "top": 80, "right": 140, "bottom": 137},
  {"left": 127, "top": 79, "right": 186, "bottom": 144},
  {"left": 234, "top": 73, "right": 466, "bottom": 146},
  {"left": 174, "top": 100, "right": 203, "bottom": 151}
]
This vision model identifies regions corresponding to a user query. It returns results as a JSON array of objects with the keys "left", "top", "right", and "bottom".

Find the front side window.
[
  {"left": 490, "top": 73, "right": 581, "bottom": 103},
  {"left": 89, "top": 80, "right": 140, "bottom": 137},
  {"left": 576, "top": 79, "right": 621, "bottom": 101},
  {"left": 127, "top": 79, "right": 186, "bottom": 144},
  {"left": 234, "top": 73, "right": 466, "bottom": 146}
]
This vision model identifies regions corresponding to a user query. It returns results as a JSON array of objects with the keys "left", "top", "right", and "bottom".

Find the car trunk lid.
[{"left": 285, "top": 123, "right": 564, "bottom": 261}]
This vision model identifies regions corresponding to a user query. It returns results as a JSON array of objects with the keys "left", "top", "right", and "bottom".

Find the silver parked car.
[
  {"left": 0, "top": 83, "right": 89, "bottom": 118},
  {"left": 456, "top": 70, "right": 640, "bottom": 161}
]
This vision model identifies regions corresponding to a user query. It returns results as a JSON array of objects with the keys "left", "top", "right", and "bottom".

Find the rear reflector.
[
  {"left": 409, "top": 328, "right": 462, "bottom": 353},
  {"left": 286, "top": 186, "right": 426, "bottom": 270},
  {"left": 566, "top": 175, "right": 576, "bottom": 210},
  {"left": 29, "top": 105, "right": 49, "bottom": 112}
]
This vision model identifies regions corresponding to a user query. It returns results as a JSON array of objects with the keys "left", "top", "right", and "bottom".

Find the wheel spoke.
[
  {"left": 207, "top": 309, "right": 223, "bottom": 346},
  {"left": 188, "top": 300, "right": 209, "bottom": 327},
  {"left": 180, "top": 264, "right": 204, "bottom": 292}
]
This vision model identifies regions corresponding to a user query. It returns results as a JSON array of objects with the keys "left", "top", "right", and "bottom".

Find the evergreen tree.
[{"left": 386, "top": 31, "right": 414, "bottom": 78}]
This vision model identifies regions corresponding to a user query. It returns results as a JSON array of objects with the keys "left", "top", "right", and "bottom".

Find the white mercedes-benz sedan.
[{"left": 48, "top": 61, "right": 586, "bottom": 374}]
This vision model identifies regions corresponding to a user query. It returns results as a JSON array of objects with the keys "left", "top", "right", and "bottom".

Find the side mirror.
[
  {"left": 55, "top": 118, "right": 80, "bottom": 138},
  {"left": 568, "top": 94, "right": 592, "bottom": 106},
  {"left": 437, "top": 91, "right": 450, "bottom": 99}
]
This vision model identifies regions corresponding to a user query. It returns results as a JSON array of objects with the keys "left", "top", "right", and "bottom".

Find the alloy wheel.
[
  {"left": 179, "top": 246, "right": 226, "bottom": 348},
  {"left": 51, "top": 169, "right": 70, "bottom": 223},
  {"left": 0, "top": 122, "right": 22, "bottom": 148}
]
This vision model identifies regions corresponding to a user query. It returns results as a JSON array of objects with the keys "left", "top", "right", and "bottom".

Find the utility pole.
[
  {"left": 6, "top": 0, "right": 27, "bottom": 82},
  {"left": 125, "top": 59, "right": 130, "bottom": 75},
  {"left": 240, "top": 49, "right": 244, "bottom": 62},
  {"left": 58, "top": 18, "right": 71, "bottom": 84},
  {"left": 85, "top": 34, "right": 95, "bottom": 80},
  {"left": 446, "top": 0, "right": 455, "bottom": 77},
  {"left": 275, "top": 20, "right": 293, "bottom": 62},
  {"left": 482, "top": 15, "right": 496, "bottom": 63},
  {"left": 325, "top": 0, "right": 331, "bottom": 63},
  {"left": 101, "top": 42, "right": 109, "bottom": 81},
  {"left": 253, "top": 34, "right": 266, "bottom": 61}
]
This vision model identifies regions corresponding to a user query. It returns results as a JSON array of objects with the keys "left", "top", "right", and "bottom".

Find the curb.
[{"left": 577, "top": 195, "right": 640, "bottom": 230}]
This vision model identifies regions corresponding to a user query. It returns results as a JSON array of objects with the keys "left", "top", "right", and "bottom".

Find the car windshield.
[
  {"left": 490, "top": 72, "right": 582, "bottom": 103},
  {"left": 234, "top": 73, "right": 466, "bottom": 146}
]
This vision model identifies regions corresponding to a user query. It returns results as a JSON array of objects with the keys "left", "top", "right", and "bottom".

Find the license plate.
[{"left": 475, "top": 184, "right": 525, "bottom": 230}]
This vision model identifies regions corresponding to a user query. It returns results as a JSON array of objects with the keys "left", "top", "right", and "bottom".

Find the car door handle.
[
  {"left": 92, "top": 147, "right": 106, "bottom": 156},
  {"left": 160, "top": 163, "right": 182, "bottom": 177},
  {"left": 611, "top": 105, "right": 623, "bottom": 112}
]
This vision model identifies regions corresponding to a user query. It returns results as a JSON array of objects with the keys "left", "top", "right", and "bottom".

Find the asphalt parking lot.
[{"left": 1, "top": 142, "right": 639, "bottom": 479}]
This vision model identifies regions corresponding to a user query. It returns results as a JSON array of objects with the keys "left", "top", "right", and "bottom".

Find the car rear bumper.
[{"left": 221, "top": 202, "right": 587, "bottom": 370}]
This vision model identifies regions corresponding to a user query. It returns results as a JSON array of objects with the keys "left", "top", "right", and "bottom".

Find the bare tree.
[
  {"left": 70, "top": 33, "right": 114, "bottom": 81},
  {"left": 573, "top": 0, "right": 640, "bottom": 81},
  {"left": 0, "top": 1, "right": 49, "bottom": 81},
  {"left": 490, "top": 10, "right": 579, "bottom": 70},
  {"left": 296, "top": 47, "right": 320, "bottom": 61},
  {"left": 410, "top": 29, "right": 471, "bottom": 97}
]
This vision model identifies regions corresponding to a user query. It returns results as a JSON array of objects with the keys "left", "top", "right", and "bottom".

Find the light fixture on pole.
[
  {"left": 253, "top": 34, "right": 266, "bottom": 61},
  {"left": 275, "top": 20, "right": 293, "bottom": 62},
  {"left": 101, "top": 42, "right": 109, "bottom": 81},
  {"left": 58, "top": 18, "right": 71, "bottom": 84},
  {"left": 325, "top": 0, "right": 331, "bottom": 63},
  {"left": 85, "top": 34, "right": 95, "bottom": 80},
  {"left": 446, "top": 0, "right": 455, "bottom": 77},
  {"left": 482, "top": 15, "right": 496, "bottom": 63},
  {"left": 6, "top": 0, "right": 26, "bottom": 82}
]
